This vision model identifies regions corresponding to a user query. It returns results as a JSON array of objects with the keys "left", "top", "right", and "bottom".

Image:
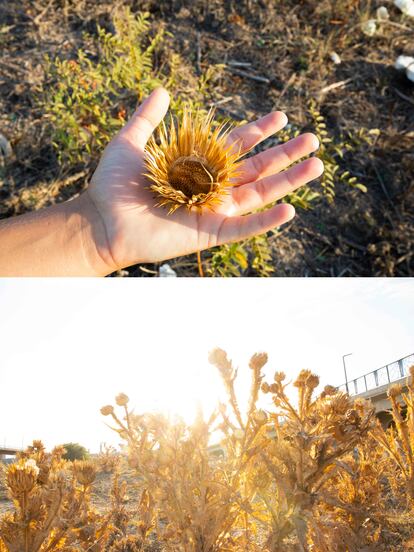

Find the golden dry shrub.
[
  {"left": 0, "top": 442, "right": 110, "bottom": 552},
  {"left": 372, "top": 366, "right": 414, "bottom": 506},
  {"left": 103, "top": 400, "right": 251, "bottom": 552},
  {"left": 256, "top": 370, "right": 375, "bottom": 551},
  {"left": 144, "top": 109, "right": 243, "bottom": 213},
  {"left": 97, "top": 445, "right": 121, "bottom": 474}
]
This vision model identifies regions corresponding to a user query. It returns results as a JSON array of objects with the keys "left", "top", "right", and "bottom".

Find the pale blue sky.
[{"left": 0, "top": 279, "right": 412, "bottom": 452}]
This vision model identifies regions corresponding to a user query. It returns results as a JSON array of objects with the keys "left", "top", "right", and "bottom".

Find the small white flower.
[
  {"left": 362, "top": 19, "right": 377, "bottom": 36},
  {"left": 329, "top": 51, "right": 341, "bottom": 65},
  {"left": 159, "top": 263, "right": 177, "bottom": 277},
  {"left": 376, "top": 6, "right": 390, "bottom": 19},
  {"left": 406, "top": 65, "right": 414, "bottom": 82},
  {"left": 394, "top": 0, "right": 414, "bottom": 16},
  {"left": 395, "top": 55, "right": 414, "bottom": 70}
]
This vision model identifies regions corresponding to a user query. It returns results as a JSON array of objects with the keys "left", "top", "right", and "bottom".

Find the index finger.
[{"left": 227, "top": 111, "right": 288, "bottom": 154}]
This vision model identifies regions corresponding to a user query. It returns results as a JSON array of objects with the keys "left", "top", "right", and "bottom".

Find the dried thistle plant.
[
  {"left": 98, "top": 444, "right": 121, "bottom": 474},
  {"left": 0, "top": 441, "right": 110, "bottom": 552},
  {"left": 3, "top": 353, "right": 414, "bottom": 552},
  {"left": 372, "top": 365, "right": 414, "bottom": 506},
  {"left": 257, "top": 371, "right": 375, "bottom": 551},
  {"left": 144, "top": 109, "right": 243, "bottom": 214},
  {"left": 102, "top": 394, "right": 249, "bottom": 552}
]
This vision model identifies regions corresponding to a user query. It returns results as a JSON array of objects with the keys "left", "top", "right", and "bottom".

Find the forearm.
[{"left": 0, "top": 193, "right": 116, "bottom": 276}]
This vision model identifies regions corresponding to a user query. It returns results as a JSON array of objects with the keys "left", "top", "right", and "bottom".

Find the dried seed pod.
[
  {"left": 115, "top": 393, "right": 129, "bottom": 406},
  {"left": 101, "top": 405, "right": 115, "bottom": 416},
  {"left": 144, "top": 108, "right": 243, "bottom": 213},
  {"left": 72, "top": 460, "right": 97, "bottom": 487}
]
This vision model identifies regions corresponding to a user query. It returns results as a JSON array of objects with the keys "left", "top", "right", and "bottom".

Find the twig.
[
  {"left": 208, "top": 97, "right": 234, "bottom": 108},
  {"left": 139, "top": 266, "right": 158, "bottom": 275},
  {"left": 340, "top": 237, "right": 366, "bottom": 252},
  {"left": 197, "top": 251, "right": 204, "bottom": 277},
  {"left": 195, "top": 31, "right": 202, "bottom": 76},
  {"left": 34, "top": 0, "right": 55, "bottom": 24},
  {"left": 320, "top": 78, "right": 353, "bottom": 95},
  {"left": 227, "top": 61, "right": 252, "bottom": 68},
  {"left": 279, "top": 73, "right": 296, "bottom": 100},
  {"left": 226, "top": 67, "right": 271, "bottom": 84},
  {"left": 394, "top": 88, "right": 414, "bottom": 107},
  {"left": 216, "top": 106, "right": 245, "bottom": 121}
]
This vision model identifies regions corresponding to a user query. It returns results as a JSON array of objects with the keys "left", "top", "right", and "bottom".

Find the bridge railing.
[{"left": 337, "top": 353, "right": 414, "bottom": 396}]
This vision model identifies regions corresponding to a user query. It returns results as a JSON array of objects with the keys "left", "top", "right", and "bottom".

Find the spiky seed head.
[
  {"left": 73, "top": 460, "right": 97, "bottom": 487},
  {"left": 294, "top": 369, "right": 313, "bottom": 388},
  {"left": 388, "top": 384, "right": 403, "bottom": 399},
  {"left": 321, "top": 385, "right": 337, "bottom": 398},
  {"left": 252, "top": 409, "right": 268, "bottom": 424},
  {"left": 7, "top": 460, "right": 39, "bottom": 494},
  {"left": 249, "top": 353, "right": 268, "bottom": 371},
  {"left": 144, "top": 108, "right": 243, "bottom": 214},
  {"left": 261, "top": 382, "right": 270, "bottom": 394}
]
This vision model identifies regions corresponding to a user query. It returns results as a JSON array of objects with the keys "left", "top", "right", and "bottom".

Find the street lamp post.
[{"left": 342, "top": 353, "right": 353, "bottom": 393}]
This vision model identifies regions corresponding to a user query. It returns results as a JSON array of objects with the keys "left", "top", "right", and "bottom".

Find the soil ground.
[{"left": 1, "top": 0, "right": 413, "bottom": 276}]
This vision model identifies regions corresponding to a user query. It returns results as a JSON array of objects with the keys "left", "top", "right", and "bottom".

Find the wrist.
[{"left": 67, "top": 192, "right": 118, "bottom": 276}]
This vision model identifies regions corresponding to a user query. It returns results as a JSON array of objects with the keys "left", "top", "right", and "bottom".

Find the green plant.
[{"left": 62, "top": 442, "right": 89, "bottom": 461}]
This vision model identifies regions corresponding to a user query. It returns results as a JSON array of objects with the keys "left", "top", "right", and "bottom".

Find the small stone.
[
  {"left": 376, "top": 6, "right": 390, "bottom": 20},
  {"left": 406, "top": 64, "right": 414, "bottom": 82},
  {"left": 329, "top": 51, "right": 341, "bottom": 65},
  {"left": 395, "top": 55, "right": 414, "bottom": 70},
  {"left": 394, "top": 0, "right": 414, "bottom": 16},
  {"left": 362, "top": 19, "right": 377, "bottom": 36},
  {"left": 159, "top": 264, "right": 177, "bottom": 277}
]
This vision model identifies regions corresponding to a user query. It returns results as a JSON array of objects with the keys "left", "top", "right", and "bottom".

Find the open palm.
[{"left": 87, "top": 87, "right": 323, "bottom": 271}]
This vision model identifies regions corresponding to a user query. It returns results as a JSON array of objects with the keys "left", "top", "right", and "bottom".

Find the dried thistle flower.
[
  {"left": 388, "top": 384, "right": 403, "bottom": 399},
  {"left": 7, "top": 461, "right": 39, "bottom": 494},
  {"left": 144, "top": 108, "right": 243, "bottom": 214},
  {"left": 101, "top": 405, "right": 115, "bottom": 416},
  {"left": 116, "top": 393, "right": 129, "bottom": 407},
  {"left": 72, "top": 460, "right": 97, "bottom": 487}
]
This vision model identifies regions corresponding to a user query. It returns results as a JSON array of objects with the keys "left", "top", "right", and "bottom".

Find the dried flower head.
[
  {"left": 72, "top": 460, "right": 97, "bottom": 487},
  {"left": 144, "top": 108, "right": 243, "bottom": 213},
  {"left": 388, "top": 384, "right": 403, "bottom": 399},
  {"left": 320, "top": 385, "right": 337, "bottom": 398},
  {"left": 249, "top": 352, "right": 268, "bottom": 371},
  {"left": 101, "top": 405, "right": 114, "bottom": 416},
  {"left": 7, "top": 460, "right": 39, "bottom": 494},
  {"left": 115, "top": 393, "right": 129, "bottom": 406}
]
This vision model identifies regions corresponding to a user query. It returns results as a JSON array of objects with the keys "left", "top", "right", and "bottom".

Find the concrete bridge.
[
  {"left": 0, "top": 446, "right": 22, "bottom": 461},
  {"left": 338, "top": 352, "right": 413, "bottom": 426}
]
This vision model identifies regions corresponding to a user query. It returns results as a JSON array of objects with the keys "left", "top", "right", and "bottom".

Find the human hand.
[{"left": 86, "top": 87, "right": 323, "bottom": 272}]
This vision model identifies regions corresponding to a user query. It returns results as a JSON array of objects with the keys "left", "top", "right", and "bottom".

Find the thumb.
[{"left": 118, "top": 87, "right": 170, "bottom": 148}]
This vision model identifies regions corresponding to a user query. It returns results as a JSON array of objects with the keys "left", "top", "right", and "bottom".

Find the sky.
[{"left": 0, "top": 278, "right": 413, "bottom": 452}]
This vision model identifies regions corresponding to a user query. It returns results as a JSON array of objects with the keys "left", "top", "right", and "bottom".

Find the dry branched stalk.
[
  {"left": 102, "top": 392, "right": 250, "bottom": 552},
  {"left": 372, "top": 365, "right": 414, "bottom": 506},
  {"left": 0, "top": 442, "right": 111, "bottom": 552},
  {"left": 144, "top": 108, "right": 244, "bottom": 214},
  {"left": 258, "top": 371, "right": 375, "bottom": 551}
]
